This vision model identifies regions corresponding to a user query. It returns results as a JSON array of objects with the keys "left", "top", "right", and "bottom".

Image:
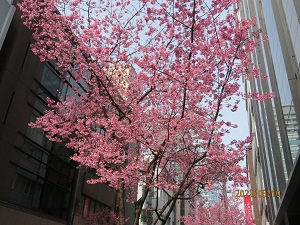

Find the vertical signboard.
[{"left": 244, "top": 194, "right": 254, "bottom": 224}]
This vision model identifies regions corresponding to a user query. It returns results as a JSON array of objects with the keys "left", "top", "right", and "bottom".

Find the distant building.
[
  {"left": 137, "top": 131, "right": 207, "bottom": 225},
  {"left": 137, "top": 186, "right": 192, "bottom": 225},
  {"left": 237, "top": 1, "right": 300, "bottom": 225},
  {"left": 138, "top": 187, "right": 175, "bottom": 225},
  {"left": 200, "top": 182, "right": 223, "bottom": 207}
]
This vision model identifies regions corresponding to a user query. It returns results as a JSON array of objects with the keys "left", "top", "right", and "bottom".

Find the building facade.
[
  {"left": 237, "top": 1, "right": 300, "bottom": 225},
  {"left": 0, "top": 0, "right": 120, "bottom": 224}
]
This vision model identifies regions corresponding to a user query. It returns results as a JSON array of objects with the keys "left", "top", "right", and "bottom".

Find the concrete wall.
[{"left": 0, "top": 201, "right": 66, "bottom": 225}]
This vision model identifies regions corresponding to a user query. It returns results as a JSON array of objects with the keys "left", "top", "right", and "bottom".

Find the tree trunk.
[
  {"left": 133, "top": 186, "right": 150, "bottom": 225},
  {"left": 133, "top": 202, "right": 143, "bottom": 225},
  {"left": 117, "top": 179, "right": 126, "bottom": 225}
]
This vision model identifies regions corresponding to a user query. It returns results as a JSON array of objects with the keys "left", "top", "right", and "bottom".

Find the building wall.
[
  {"left": 238, "top": 0, "right": 300, "bottom": 224},
  {"left": 0, "top": 201, "right": 66, "bottom": 225},
  {"left": 0, "top": 0, "right": 46, "bottom": 207},
  {"left": 247, "top": 149, "right": 263, "bottom": 225},
  {"left": 0, "top": 0, "right": 119, "bottom": 224}
]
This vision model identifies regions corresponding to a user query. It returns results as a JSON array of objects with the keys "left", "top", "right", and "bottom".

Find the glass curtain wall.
[{"left": 9, "top": 62, "right": 87, "bottom": 219}]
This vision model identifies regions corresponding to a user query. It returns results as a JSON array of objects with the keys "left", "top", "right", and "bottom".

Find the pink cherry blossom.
[
  {"left": 19, "top": 0, "right": 271, "bottom": 224},
  {"left": 181, "top": 185, "right": 253, "bottom": 225}
]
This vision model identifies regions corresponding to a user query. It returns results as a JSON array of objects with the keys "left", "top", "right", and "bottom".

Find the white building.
[{"left": 137, "top": 186, "right": 192, "bottom": 225}]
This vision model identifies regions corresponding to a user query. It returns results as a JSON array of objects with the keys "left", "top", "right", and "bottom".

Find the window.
[
  {"left": 26, "top": 110, "right": 52, "bottom": 150},
  {"left": 141, "top": 208, "right": 153, "bottom": 224},
  {"left": 83, "top": 196, "right": 107, "bottom": 215},
  {"left": 9, "top": 61, "right": 85, "bottom": 219},
  {"left": 12, "top": 173, "right": 34, "bottom": 196},
  {"left": 40, "top": 65, "right": 63, "bottom": 97},
  {"left": 39, "top": 182, "right": 71, "bottom": 219}
]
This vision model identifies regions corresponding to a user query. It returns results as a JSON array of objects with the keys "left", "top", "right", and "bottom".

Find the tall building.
[
  {"left": 200, "top": 182, "right": 223, "bottom": 207},
  {"left": 237, "top": 1, "right": 300, "bottom": 225},
  {"left": 0, "top": 0, "right": 124, "bottom": 224}
]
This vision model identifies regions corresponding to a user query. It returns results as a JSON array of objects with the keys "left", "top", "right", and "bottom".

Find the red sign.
[
  {"left": 244, "top": 195, "right": 254, "bottom": 224},
  {"left": 83, "top": 197, "right": 90, "bottom": 216}
]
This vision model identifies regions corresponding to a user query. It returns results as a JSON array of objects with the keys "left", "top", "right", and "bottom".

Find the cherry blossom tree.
[
  {"left": 181, "top": 185, "right": 252, "bottom": 225},
  {"left": 80, "top": 207, "right": 119, "bottom": 225},
  {"left": 19, "top": 0, "right": 270, "bottom": 224}
]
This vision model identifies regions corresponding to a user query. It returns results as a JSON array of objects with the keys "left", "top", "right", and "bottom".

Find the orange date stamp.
[{"left": 235, "top": 189, "right": 280, "bottom": 198}]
